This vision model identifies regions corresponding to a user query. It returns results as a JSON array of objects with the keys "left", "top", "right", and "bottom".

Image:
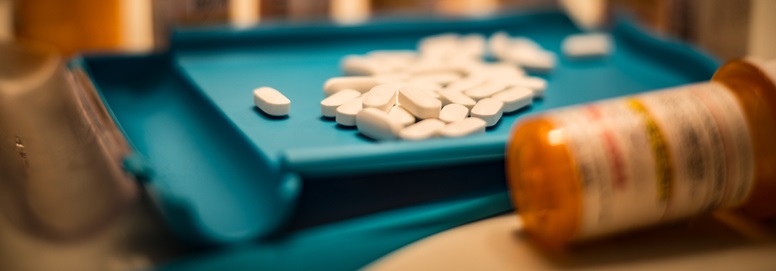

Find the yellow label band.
[{"left": 626, "top": 99, "right": 673, "bottom": 205}]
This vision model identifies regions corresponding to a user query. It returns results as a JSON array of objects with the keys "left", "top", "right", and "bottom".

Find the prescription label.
[{"left": 548, "top": 82, "right": 754, "bottom": 239}]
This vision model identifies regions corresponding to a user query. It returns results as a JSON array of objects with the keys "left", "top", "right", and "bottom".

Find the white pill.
[
  {"left": 375, "top": 73, "right": 411, "bottom": 84},
  {"left": 321, "top": 89, "right": 361, "bottom": 117},
  {"left": 408, "top": 71, "right": 461, "bottom": 86},
  {"left": 323, "top": 76, "right": 380, "bottom": 96},
  {"left": 473, "top": 63, "right": 525, "bottom": 80},
  {"left": 562, "top": 33, "right": 612, "bottom": 58},
  {"left": 511, "top": 37, "right": 542, "bottom": 51},
  {"left": 492, "top": 87, "right": 533, "bottom": 113},
  {"left": 356, "top": 107, "right": 403, "bottom": 140},
  {"left": 506, "top": 76, "right": 547, "bottom": 97},
  {"left": 367, "top": 50, "right": 418, "bottom": 60},
  {"left": 470, "top": 98, "right": 504, "bottom": 127},
  {"left": 363, "top": 84, "right": 399, "bottom": 112},
  {"left": 404, "top": 81, "right": 442, "bottom": 99},
  {"left": 504, "top": 48, "right": 556, "bottom": 72},
  {"left": 398, "top": 85, "right": 442, "bottom": 119},
  {"left": 336, "top": 97, "right": 364, "bottom": 126},
  {"left": 418, "top": 33, "right": 459, "bottom": 57},
  {"left": 399, "top": 119, "right": 446, "bottom": 140},
  {"left": 488, "top": 31, "right": 511, "bottom": 59},
  {"left": 439, "top": 104, "right": 469, "bottom": 123},
  {"left": 460, "top": 34, "right": 486, "bottom": 57},
  {"left": 253, "top": 87, "right": 290, "bottom": 117},
  {"left": 407, "top": 61, "right": 467, "bottom": 76},
  {"left": 437, "top": 89, "right": 476, "bottom": 109},
  {"left": 438, "top": 118, "right": 487, "bottom": 138},
  {"left": 444, "top": 75, "right": 487, "bottom": 93},
  {"left": 388, "top": 105, "right": 416, "bottom": 127},
  {"left": 463, "top": 81, "right": 509, "bottom": 100},
  {"left": 341, "top": 55, "right": 391, "bottom": 76}
]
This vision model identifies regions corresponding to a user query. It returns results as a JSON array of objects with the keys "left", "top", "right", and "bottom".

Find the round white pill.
[{"left": 253, "top": 87, "right": 290, "bottom": 117}]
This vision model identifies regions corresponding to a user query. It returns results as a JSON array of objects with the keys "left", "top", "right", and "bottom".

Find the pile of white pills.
[
  {"left": 253, "top": 32, "right": 612, "bottom": 141},
  {"left": 318, "top": 32, "right": 554, "bottom": 141}
]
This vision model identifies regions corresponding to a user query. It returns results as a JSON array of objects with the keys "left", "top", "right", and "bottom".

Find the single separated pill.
[
  {"left": 439, "top": 104, "right": 469, "bottom": 123},
  {"left": 323, "top": 76, "right": 380, "bottom": 96},
  {"left": 562, "top": 33, "right": 612, "bottom": 58},
  {"left": 363, "top": 84, "right": 399, "bottom": 112},
  {"left": 253, "top": 87, "right": 290, "bottom": 116},
  {"left": 356, "top": 108, "right": 403, "bottom": 140},
  {"left": 470, "top": 98, "right": 504, "bottom": 127},
  {"left": 398, "top": 85, "right": 442, "bottom": 119},
  {"left": 399, "top": 119, "right": 446, "bottom": 140},
  {"left": 321, "top": 89, "right": 361, "bottom": 117},
  {"left": 438, "top": 118, "right": 487, "bottom": 137},
  {"left": 336, "top": 97, "right": 363, "bottom": 126},
  {"left": 388, "top": 105, "right": 416, "bottom": 127},
  {"left": 492, "top": 87, "right": 533, "bottom": 113}
]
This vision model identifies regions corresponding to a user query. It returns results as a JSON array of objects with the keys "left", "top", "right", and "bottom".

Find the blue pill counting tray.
[{"left": 73, "top": 11, "right": 718, "bottom": 245}]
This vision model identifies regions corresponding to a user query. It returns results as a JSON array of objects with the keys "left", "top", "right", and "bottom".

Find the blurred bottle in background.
[{"left": 5, "top": 1, "right": 776, "bottom": 62}]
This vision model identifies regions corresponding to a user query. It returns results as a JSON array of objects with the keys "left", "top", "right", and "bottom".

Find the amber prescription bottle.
[{"left": 506, "top": 59, "right": 776, "bottom": 248}]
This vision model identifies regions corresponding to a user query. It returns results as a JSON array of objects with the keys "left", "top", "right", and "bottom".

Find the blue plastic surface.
[{"left": 78, "top": 11, "right": 718, "bottom": 247}]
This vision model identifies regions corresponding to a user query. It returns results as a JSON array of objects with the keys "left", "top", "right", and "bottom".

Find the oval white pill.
[
  {"left": 460, "top": 34, "right": 486, "bottom": 57},
  {"left": 375, "top": 73, "right": 411, "bottom": 84},
  {"left": 464, "top": 81, "right": 509, "bottom": 100},
  {"left": 363, "top": 84, "right": 399, "bottom": 112},
  {"left": 437, "top": 89, "right": 476, "bottom": 109},
  {"left": 336, "top": 97, "right": 363, "bottom": 126},
  {"left": 488, "top": 31, "right": 511, "bottom": 59},
  {"left": 367, "top": 50, "right": 418, "bottom": 60},
  {"left": 321, "top": 89, "right": 361, "bottom": 117},
  {"left": 398, "top": 85, "right": 442, "bottom": 119},
  {"left": 444, "top": 75, "right": 487, "bottom": 93},
  {"left": 492, "top": 87, "right": 533, "bottom": 113},
  {"left": 388, "top": 105, "right": 416, "bottom": 127},
  {"left": 506, "top": 76, "right": 547, "bottom": 97},
  {"left": 504, "top": 48, "right": 556, "bottom": 72},
  {"left": 408, "top": 71, "right": 461, "bottom": 86},
  {"left": 562, "top": 33, "right": 612, "bottom": 58},
  {"left": 439, "top": 104, "right": 469, "bottom": 123},
  {"left": 399, "top": 119, "right": 446, "bottom": 140},
  {"left": 438, "top": 118, "right": 487, "bottom": 137},
  {"left": 341, "top": 55, "right": 390, "bottom": 76},
  {"left": 253, "top": 87, "right": 290, "bottom": 117},
  {"left": 356, "top": 108, "right": 403, "bottom": 141},
  {"left": 474, "top": 63, "right": 525, "bottom": 79},
  {"left": 323, "top": 76, "right": 380, "bottom": 96},
  {"left": 470, "top": 98, "right": 504, "bottom": 127}
]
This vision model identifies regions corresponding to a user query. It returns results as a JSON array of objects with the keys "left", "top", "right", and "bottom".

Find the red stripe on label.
[{"left": 585, "top": 105, "right": 628, "bottom": 190}]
